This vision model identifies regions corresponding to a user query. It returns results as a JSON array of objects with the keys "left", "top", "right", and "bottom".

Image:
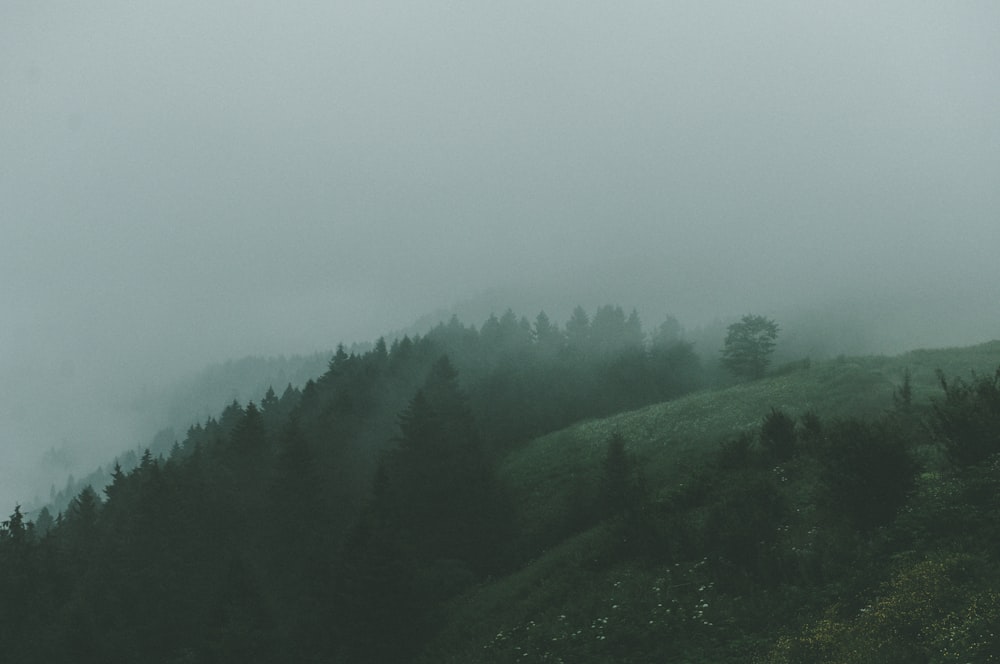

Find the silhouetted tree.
[
  {"left": 231, "top": 401, "right": 267, "bottom": 455},
  {"left": 33, "top": 506, "right": 54, "bottom": 538}
]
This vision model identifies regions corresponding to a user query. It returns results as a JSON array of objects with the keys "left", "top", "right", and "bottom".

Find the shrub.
[
  {"left": 818, "top": 420, "right": 919, "bottom": 532},
  {"left": 931, "top": 368, "right": 1000, "bottom": 467}
]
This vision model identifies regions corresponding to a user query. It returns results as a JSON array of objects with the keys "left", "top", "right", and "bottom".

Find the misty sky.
[{"left": 2, "top": 2, "right": 999, "bottom": 506}]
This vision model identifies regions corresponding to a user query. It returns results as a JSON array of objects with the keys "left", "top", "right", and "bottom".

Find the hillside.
[
  {"left": 2, "top": 328, "right": 998, "bottom": 663},
  {"left": 423, "top": 341, "right": 1000, "bottom": 662},
  {"left": 504, "top": 341, "right": 1000, "bottom": 538}
]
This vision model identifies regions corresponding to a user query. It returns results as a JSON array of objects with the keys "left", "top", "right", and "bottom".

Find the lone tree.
[{"left": 721, "top": 314, "right": 779, "bottom": 380}]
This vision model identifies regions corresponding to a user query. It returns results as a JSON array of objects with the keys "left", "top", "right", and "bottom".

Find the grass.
[
  {"left": 426, "top": 340, "right": 1000, "bottom": 662},
  {"left": 503, "top": 341, "right": 1000, "bottom": 535}
]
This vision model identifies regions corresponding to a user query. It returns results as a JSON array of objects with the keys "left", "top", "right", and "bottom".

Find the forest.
[{"left": 1, "top": 306, "right": 999, "bottom": 663}]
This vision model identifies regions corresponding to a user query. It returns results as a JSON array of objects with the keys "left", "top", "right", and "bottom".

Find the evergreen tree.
[
  {"left": 103, "top": 461, "right": 128, "bottom": 503},
  {"left": 565, "top": 305, "right": 591, "bottom": 351},
  {"left": 382, "top": 356, "right": 504, "bottom": 570},
  {"left": 652, "top": 314, "right": 683, "bottom": 347},
  {"left": 372, "top": 336, "right": 388, "bottom": 363},
  {"left": 0, "top": 505, "right": 29, "bottom": 545},
  {"left": 231, "top": 401, "right": 267, "bottom": 455},
  {"left": 533, "top": 310, "right": 563, "bottom": 352},
  {"left": 33, "top": 506, "right": 55, "bottom": 538},
  {"left": 260, "top": 385, "right": 278, "bottom": 413},
  {"left": 591, "top": 304, "right": 628, "bottom": 356}
]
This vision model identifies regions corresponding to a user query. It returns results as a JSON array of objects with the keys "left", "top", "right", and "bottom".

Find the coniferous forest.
[{"left": 2, "top": 308, "right": 999, "bottom": 662}]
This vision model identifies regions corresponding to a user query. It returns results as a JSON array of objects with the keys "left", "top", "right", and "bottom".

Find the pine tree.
[
  {"left": 103, "top": 461, "right": 128, "bottom": 503},
  {"left": 382, "top": 356, "right": 503, "bottom": 570},
  {"left": 231, "top": 402, "right": 267, "bottom": 454},
  {"left": 565, "top": 305, "right": 591, "bottom": 351}
]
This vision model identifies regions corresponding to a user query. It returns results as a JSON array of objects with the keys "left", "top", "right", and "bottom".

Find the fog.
[{"left": 2, "top": 1, "right": 999, "bottom": 510}]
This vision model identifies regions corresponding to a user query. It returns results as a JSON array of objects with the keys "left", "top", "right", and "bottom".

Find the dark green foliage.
[
  {"left": 799, "top": 410, "right": 822, "bottom": 440},
  {"left": 33, "top": 505, "right": 54, "bottom": 537},
  {"left": 648, "top": 339, "right": 702, "bottom": 400},
  {"left": 205, "top": 555, "right": 277, "bottom": 664},
  {"left": 602, "top": 433, "right": 633, "bottom": 517},
  {"left": 717, "top": 431, "right": 755, "bottom": 469},
  {"left": 601, "top": 433, "right": 653, "bottom": 556},
  {"left": 565, "top": 305, "right": 591, "bottom": 351},
  {"left": 336, "top": 357, "right": 514, "bottom": 659},
  {"left": 706, "top": 469, "right": 787, "bottom": 577},
  {"left": 377, "top": 356, "right": 506, "bottom": 571},
  {"left": 601, "top": 434, "right": 647, "bottom": 517},
  {"left": 532, "top": 310, "right": 561, "bottom": 349},
  {"left": 721, "top": 314, "right": 779, "bottom": 380},
  {"left": 817, "top": 419, "right": 919, "bottom": 531},
  {"left": 931, "top": 368, "right": 1000, "bottom": 466},
  {"left": 893, "top": 367, "right": 913, "bottom": 412},
  {"left": 339, "top": 518, "right": 426, "bottom": 663},
  {"left": 897, "top": 456, "right": 1000, "bottom": 556},
  {"left": 63, "top": 484, "right": 101, "bottom": 548},
  {"left": 1, "top": 341, "right": 998, "bottom": 664},
  {"left": 231, "top": 401, "right": 267, "bottom": 454},
  {"left": 760, "top": 407, "right": 797, "bottom": 461}
]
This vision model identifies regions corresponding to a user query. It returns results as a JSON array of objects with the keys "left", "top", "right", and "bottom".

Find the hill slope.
[
  {"left": 424, "top": 340, "right": 1000, "bottom": 663},
  {"left": 505, "top": 341, "right": 1000, "bottom": 538}
]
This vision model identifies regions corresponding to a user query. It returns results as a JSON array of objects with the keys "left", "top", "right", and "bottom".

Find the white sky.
[{"left": 2, "top": 1, "right": 999, "bottom": 507}]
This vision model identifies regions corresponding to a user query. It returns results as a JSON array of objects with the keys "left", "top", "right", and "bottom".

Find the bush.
[
  {"left": 931, "top": 368, "right": 1000, "bottom": 467},
  {"left": 818, "top": 420, "right": 919, "bottom": 532},
  {"left": 761, "top": 408, "right": 797, "bottom": 461}
]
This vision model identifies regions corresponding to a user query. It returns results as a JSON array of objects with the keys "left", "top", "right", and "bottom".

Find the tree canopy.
[{"left": 721, "top": 314, "right": 779, "bottom": 379}]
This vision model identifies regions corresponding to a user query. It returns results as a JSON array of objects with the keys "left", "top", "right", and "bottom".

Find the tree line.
[{"left": 0, "top": 305, "right": 705, "bottom": 663}]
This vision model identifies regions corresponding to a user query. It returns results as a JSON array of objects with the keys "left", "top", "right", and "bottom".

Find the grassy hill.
[
  {"left": 504, "top": 341, "right": 1000, "bottom": 542},
  {"left": 422, "top": 340, "right": 1000, "bottom": 663}
]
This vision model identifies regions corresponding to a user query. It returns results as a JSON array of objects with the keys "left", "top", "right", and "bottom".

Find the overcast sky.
[{"left": 2, "top": 1, "right": 999, "bottom": 506}]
